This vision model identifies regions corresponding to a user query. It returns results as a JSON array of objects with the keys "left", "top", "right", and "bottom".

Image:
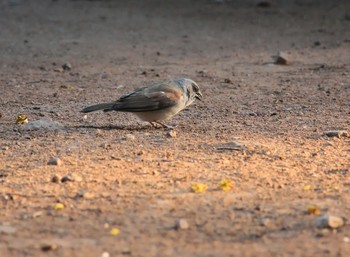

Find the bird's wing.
[{"left": 113, "top": 82, "right": 183, "bottom": 112}]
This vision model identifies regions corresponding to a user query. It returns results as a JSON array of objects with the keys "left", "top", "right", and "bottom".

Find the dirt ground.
[{"left": 0, "top": 0, "right": 350, "bottom": 256}]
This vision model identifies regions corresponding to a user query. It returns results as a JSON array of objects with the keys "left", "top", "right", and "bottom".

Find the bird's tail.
[{"left": 81, "top": 103, "right": 115, "bottom": 113}]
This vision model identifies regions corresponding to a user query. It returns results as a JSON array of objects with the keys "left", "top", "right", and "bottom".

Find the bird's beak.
[{"left": 195, "top": 91, "right": 203, "bottom": 101}]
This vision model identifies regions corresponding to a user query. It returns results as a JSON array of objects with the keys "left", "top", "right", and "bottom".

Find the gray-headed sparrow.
[{"left": 81, "top": 78, "right": 202, "bottom": 128}]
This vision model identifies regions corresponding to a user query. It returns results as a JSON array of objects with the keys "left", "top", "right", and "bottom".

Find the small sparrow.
[{"left": 81, "top": 78, "right": 202, "bottom": 128}]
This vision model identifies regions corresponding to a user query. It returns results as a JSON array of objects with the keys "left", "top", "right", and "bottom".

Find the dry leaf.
[
  {"left": 110, "top": 228, "right": 121, "bottom": 236},
  {"left": 191, "top": 183, "right": 207, "bottom": 193},
  {"left": 303, "top": 185, "right": 312, "bottom": 191},
  {"left": 307, "top": 204, "right": 320, "bottom": 215},
  {"left": 16, "top": 114, "right": 28, "bottom": 124},
  {"left": 54, "top": 203, "right": 65, "bottom": 211},
  {"left": 218, "top": 179, "right": 234, "bottom": 191}
]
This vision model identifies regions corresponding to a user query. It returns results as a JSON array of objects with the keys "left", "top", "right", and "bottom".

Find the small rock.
[
  {"left": 152, "top": 170, "right": 159, "bottom": 176},
  {"left": 274, "top": 51, "right": 288, "bottom": 65},
  {"left": 324, "top": 130, "right": 349, "bottom": 138},
  {"left": 101, "top": 252, "right": 110, "bottom": 257},
  {"left": 259, "top": 218, "right": 275, "bottom": 228},
  {"left": 316, "top": 214, "right": 344, "bottom": 229},
  {"left": 75, "top": 190, "right": 94, "bottom": 200},
  {"left": 100, "top": 142, "right": 110, "bottom": 149},
  {"left": 0, "top": 112, "right": 2, "bottom": 119},
  {"left": 20, "top": 213, "right": 29, "bottom": 220},
  {"left": 316, "top": 228, "right": 330, "bottom": 237},
  {"left": 62, "top": 62, "right": 72, "bottom": 71},
  {"left": 124, "top": 134, "right": 135, "bottom": 141},
  {"left": 111, "top": 155, "right": 121, "bottom": 160},
  {"left": 0, "top": 146, "right": 9, "bottom": 151},
  {"left": 0, "top": 225, "right": 17, "bottom": 234},
  {"left": 51, "top": 175, "right": 60, "bottom": 183},
  {"left": 175, "top": 219, "right": 189, "bottom": 230},
  {"left": 48, "top": 157, "right": 62, "bottom": 166},
  {"left": 61, "top": 173, "right": 82, "bottom": 183},
  {"left": 60, "top": 84, "right": 74, "bottom": 89},
  {"left": 53, "top": 67, "right": 64, "bottom": 73},
  {"left": 223, "top": 78, "right": 233, "bottom": 84},
  {"left": 33, "top": 211, "right": 43, "bottom": 218},
  {"left": 166, "top": 130, "right": 177, "bottom": 138},
  {"left": 41, "top": 244, "right": 58, "bottom": 252}
]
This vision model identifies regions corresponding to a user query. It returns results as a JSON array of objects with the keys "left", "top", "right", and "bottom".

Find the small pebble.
[
  {"left": 259, "top": 218, "right": 275, "bottom": 228},
  {"left": 324, "top": 130, "right": 349, "bottom": 138},
  {"left": 176, "top": 219, "right": 189, "bottom": 230},
  {"left": 166, "top": 130, "right": 177, "bottom": 138},
  {"left": 101, "top": 252, "right": 110, "bottom": 257},
  {"left": 41, "top": 244, "right": 58, "bottom": 252},
  {"left": 0, "top": 146, "right": 9, "bottom": 151},
  {"left": 61, "top": 173, "right": 82, "bottom": 183},
  {"left": 51, "top": 175, "right": 60, "bottom": 183},
  {"left": 20, "top": 213, "right": 28, "bottom": 220},
  {"left": 316, "top": 228, "right": 330, "bottom": 237},
  {"left": 152, "top": 170, "right": 159, "bottom": 176},
  {"left": 75, "top": 190, "right": 94, "bottom": 200},
  {"left": 33, "top": 211, "right": 43, "bottom": 218},
  {"left": 0, "top": 225, "right": 17, "bottom": 234},
  {"left": 62, "top": 62, "right": 72, "bottom": 71},
  {"left": 53, "top": 67, "right": 64, "bottom": 73},
  {"left": 48, "top": 157, "right": 62, "bottom": 166},
  {"left": 223, "top": 78, "right": 233, "bottom": 84},
  {"left": 100, "top": 143, "right": 111, "bottom": 149},
  {"left": 124, "top": 134, "right": 135, "bottom": 141},
  {"left": 316, "top": 214, "right": 344, "bottom": 229},
  {"left": 274, "top": 51, "right": 288, "bottom": 65}
]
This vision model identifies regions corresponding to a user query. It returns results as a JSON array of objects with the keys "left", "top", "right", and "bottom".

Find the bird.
[{"left": 81, "top": 78, "right": 202, "bottom": 128}]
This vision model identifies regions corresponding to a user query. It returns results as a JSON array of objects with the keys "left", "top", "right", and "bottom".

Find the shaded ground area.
[{"left": 0, "top": 0, "right": 350, "bottom": 256}]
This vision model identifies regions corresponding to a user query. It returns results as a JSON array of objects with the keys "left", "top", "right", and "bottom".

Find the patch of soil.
[{"left": 0, "top": 0, "right": 349, "bottom": 256}]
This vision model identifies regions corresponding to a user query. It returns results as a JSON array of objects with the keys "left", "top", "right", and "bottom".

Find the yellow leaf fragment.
[
  {"left": 333, "top": 185, "right": 340, "bottom": 191},
  {"left": 307, "top": 204, "right": 320, "bottom": 215},
  {"left": 218, "top": 179, "right": 234, "bottom": 191},
  {"left": 303, "top": 185, "right": 312, "bottom": 191},
  {"left": 54, "top": 203, "right": 65, "bottom": 211},
  {"left": 110, "top": 228, "right": 121, "bottom": 236},
  {"left": 16, "top": 114, "right": 28, "bottom": 124},
  {"left": 191, "top": 183, "right": 207, "bottom": 193}
]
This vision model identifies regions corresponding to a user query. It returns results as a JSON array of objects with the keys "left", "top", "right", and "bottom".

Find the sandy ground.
[{"left": 0, "top": 0, "right": 350, "bottom": 256}]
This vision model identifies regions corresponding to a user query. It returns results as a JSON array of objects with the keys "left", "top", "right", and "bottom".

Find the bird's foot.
[{"left": 149, "top": 122, "right": 177, "bottom": 130}]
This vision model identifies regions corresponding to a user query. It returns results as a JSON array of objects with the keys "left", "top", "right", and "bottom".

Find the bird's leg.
[
  {"left": 149, "top": 122, "right": 158, "bottom": 128},
  {"left": 156, "top": 121, "right": 176, "bottom": 129}
]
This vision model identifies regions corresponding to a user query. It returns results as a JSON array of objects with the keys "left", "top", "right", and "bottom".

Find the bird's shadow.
[{"left": 69, "top": 124, "right": 159, "bottom": 131}]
